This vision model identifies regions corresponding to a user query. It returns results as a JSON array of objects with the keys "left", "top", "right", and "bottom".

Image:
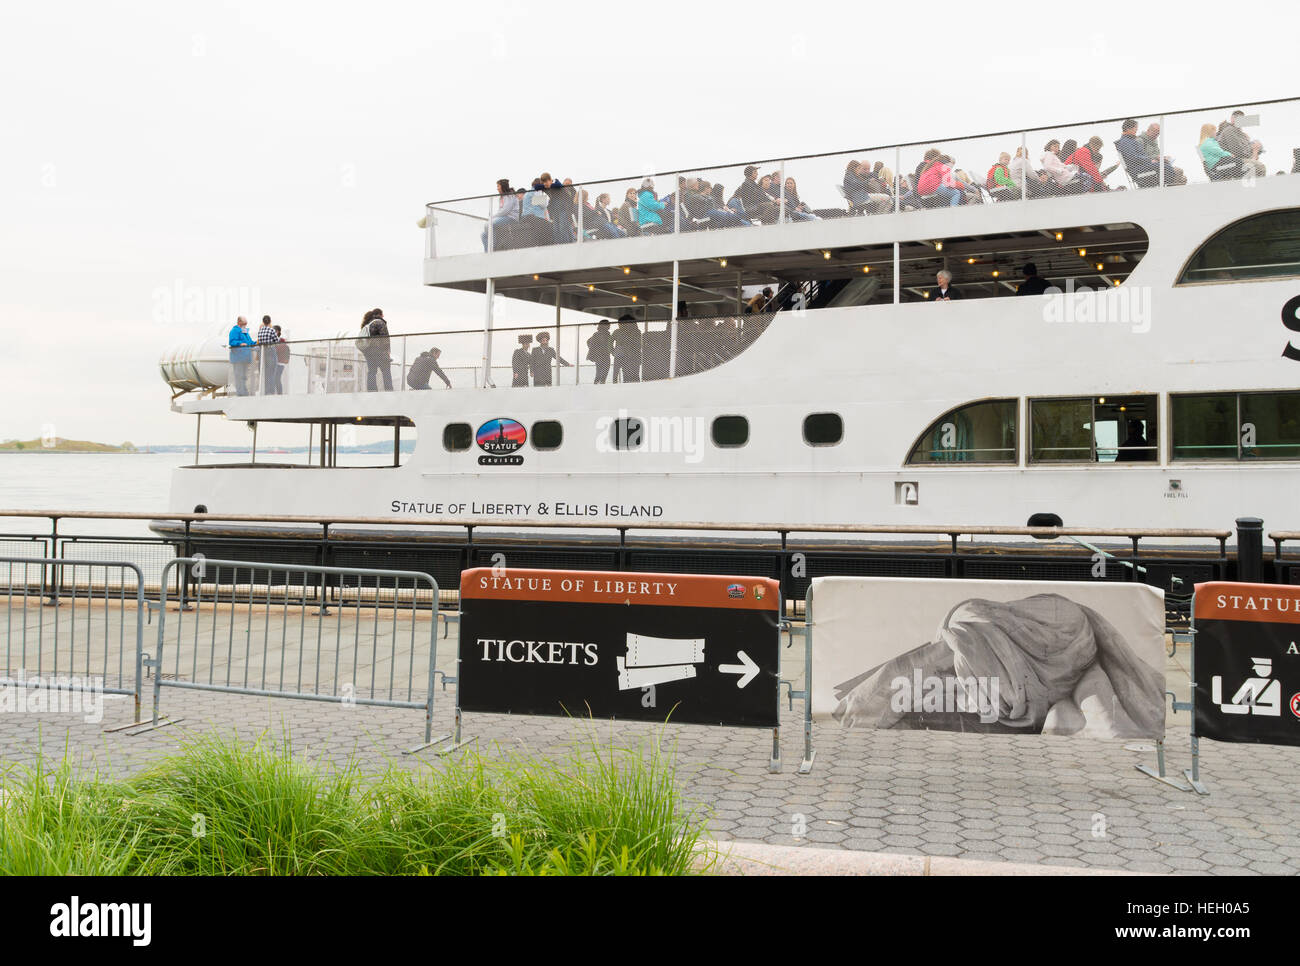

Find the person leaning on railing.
[
  {"left": 481, "top": 178, "right": 520, "bottom": 251},
  {"left": 407, "top": 346, "right": 451, "bottom": 390}
]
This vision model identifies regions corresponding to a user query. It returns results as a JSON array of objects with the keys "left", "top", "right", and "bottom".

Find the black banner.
[
  {"left": 458, "top": 569, "right": 780, "bottom": 727},
  {"left": 1193, "top": 582, "right": 1300, "bottom": 745}
]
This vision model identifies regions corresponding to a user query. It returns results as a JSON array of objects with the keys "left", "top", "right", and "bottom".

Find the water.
[{"left": 0, "top": 453, "right": 184, "bottom": 537}]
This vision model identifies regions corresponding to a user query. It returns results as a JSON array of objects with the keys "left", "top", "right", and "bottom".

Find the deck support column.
[
  {"left": 480, "top": 278, "right": 495, "bottom": 388},
  {"left": 669, "top": 259, "right": 679, "bottom": 377}
]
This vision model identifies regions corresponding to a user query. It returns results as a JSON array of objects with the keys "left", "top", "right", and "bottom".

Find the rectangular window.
[
  {"left": 1171, "top": 394, "right": 1237, "bottom": 460},
  {"left": 1171, "top": 391, "right": 1300, "bottom": 461},
  {"left": 1030, "top": 398, "right": 1092, "bottom": 462},
  {"left": 1241, "top": 392, "right": 1300, "bottom": 459},
  {"left": 1030, "top": 395, "right": 1158, "bottom": 463}
]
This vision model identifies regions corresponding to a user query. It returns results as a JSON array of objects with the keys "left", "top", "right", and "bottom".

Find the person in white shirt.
[{"left": 1039, "top": 139, "right": 1081, "bottom": 193}]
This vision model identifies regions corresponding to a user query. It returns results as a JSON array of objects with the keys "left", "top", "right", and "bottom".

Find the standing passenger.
[
  {"left": 511, "top": 334, "right": 533, "bottom": 387},
  {"left": 257, "top": 315, "right": 279, "bottom": 394},
  {"left": 586, "top": 320, "right": 613, "bottom": 384},
  {"left": 228, "top": 316, "right": 255, "bottom": 396},
  {"left": 530, "top": 331, "right": 571, "bottom": 386}
]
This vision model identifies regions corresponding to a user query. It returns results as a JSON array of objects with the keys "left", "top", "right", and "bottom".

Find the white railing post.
[
  {"left": 894, "top": 147, "right": 901, "bottom": 213},
  {"left": 1158, "top": 115, "right": 1166, "bottom": 188},
  {"left": 400, "top": 337, "right": 407, "bottom": 391},
  {"left": 1021, "top": 132, "right": 1028, "bottom": 201},
  {"left": 325, "top": 342, "right": 334, "bottom": 394},
  {"left": 576, "top": 184, "right": 584, "bottom": 246},
  {"left": 778, "top": 161, "right": 786, "bottom": 223},
  {"left": 673, "top": 172, "right": 680, "bottom": 235},
  {"left": 486, "top": 197, "right": 494, "bottom": 253}
]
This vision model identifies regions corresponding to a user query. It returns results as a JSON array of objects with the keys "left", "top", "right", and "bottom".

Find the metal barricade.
[
  {"left": 148, "top": 558, "right": 443, "bottom": 749},
  {"left": 1, "top": 557, "right": 146, "bottom": 721}
]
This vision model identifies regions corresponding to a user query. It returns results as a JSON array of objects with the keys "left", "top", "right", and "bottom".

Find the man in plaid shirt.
[{"left": 257, "top": 315, "right": 280, "bottom": 394}]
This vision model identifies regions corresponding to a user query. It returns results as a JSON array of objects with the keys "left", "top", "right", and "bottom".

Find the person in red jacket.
[
  {"left": 1066, "top": 137, "right": 1108, "bottom": 191},
  {"left": 916, "top": 154, "right": 963, "bottom": 206}
]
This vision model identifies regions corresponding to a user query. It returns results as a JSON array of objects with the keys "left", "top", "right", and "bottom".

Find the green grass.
[{"left": 0, "top": 733, "right": 713, "bottom": 875}]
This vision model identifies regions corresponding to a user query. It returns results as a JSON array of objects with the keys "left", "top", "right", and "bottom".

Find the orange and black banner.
[
  {"left": 1193, "top": 582, "right": 1300, "bottom": 744},
  {"left": 458, "top": 568, "right": 780, "bottom": 727}
]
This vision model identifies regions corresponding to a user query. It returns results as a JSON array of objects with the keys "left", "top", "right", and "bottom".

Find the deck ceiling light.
[
  {"left": 862, "top": 265, "right": 870, "bottom": 273},
  {"left": 719, "top": 258, "right": 728, "bottom": 268},
  {"left": 532, "top": 274, "right": 539, "bottom": 280},
  {"left": 1077, "top": 248, "right": 1087, "bottom": 257},
  {"left": 623, "top": 266, "right": 631, "bottom": 275},
  {"left": 1055, "top": 231, "right": 1064, "bottom": 241},
  {"left": 923, "top": 291, "right": 930, "bottom": 299},
  {"left": 630, "top": 294, "right": 638, "bottom": 302},
  {"left": 934, "top": 241, "right": 943, "bottom": 251},
  {"left": 1096, "top": 263, "right": 1104, "bottom": 271},
  {"left": 823, "top": 251, "right": 832, "bottom": 260},
  {"left": 1098, "top": 397, "right": 1107, "bottom": 404},
  {"left": 991, "top": 270, "right": 1000, "bottom": 277},
  {"left": 588, "top": 284, "right": 595, "bottom": 292},
  {"left": 1113, "top": 279, "right": 1122, "bottom": 287},
  {"left": 967, "top": 257, "right": 976, "bottom": 264}
]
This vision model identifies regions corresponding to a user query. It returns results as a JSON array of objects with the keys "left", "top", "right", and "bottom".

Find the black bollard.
[{"left": 1235, "top": 517, "right": 1264, "bottom": 583}]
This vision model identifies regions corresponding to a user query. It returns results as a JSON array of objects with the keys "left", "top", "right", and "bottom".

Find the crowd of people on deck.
[
  {"left": 508, "top": 308, "right": 770, "bottom": 387},
  {"left": 477, "top": 110, "right": 1294, "bottom": 250},
  {"left": 227, "top": 310, "right": 453, "bottom": 395}
]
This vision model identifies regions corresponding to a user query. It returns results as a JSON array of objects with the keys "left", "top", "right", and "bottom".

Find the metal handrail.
[
  {"left": 0, "top": 508, "right": 1232, "bottom": 540},
  {"left": 423, "top": 95, "right": 1300, "bottom": 207}
]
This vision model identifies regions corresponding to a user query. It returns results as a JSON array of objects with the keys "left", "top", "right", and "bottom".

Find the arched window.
[
  {"left": 1178, "top": 209, "right": 1300, "bottom": 284},
  {"left": 907, "top": 399, "right": 1017, "bottom": 464}
]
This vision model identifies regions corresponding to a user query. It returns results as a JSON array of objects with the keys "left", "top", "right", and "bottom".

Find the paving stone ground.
[{"left": 2, "top": 615, "right": 1297, "bottom": 875}]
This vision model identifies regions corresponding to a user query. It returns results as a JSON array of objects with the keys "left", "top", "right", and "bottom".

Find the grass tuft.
[{"left": 0, "top": 731, "right": 707, "bottom": 876}]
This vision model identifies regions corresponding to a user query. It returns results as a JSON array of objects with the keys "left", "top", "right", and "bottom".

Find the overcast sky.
[{"left": 2, "top": 1, "right": 1296, "bottom": 446}]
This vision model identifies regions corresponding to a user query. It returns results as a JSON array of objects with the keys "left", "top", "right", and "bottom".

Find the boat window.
[
  {"left": 443, "top": 423, "right": 472, "bottom": 451},
  {"left": 908, "top": 399, "right": 1017, "bottom": 464},
  {"left": 1241, "top": 392, "right": 1300, "bottom": 459},
  {"left": 803, "top": 412, "right": 843, "bottom": 446},
  {"left": 1172, "top": 391, "right": 1300, "bottom": 460},
  {"left": 610, "top": 417, "right": 643, "bottom": 450},
  {"left": 531, "top": 420, "right": 563, "bottom": 450},
  {"left": 1030, "top": 395, "right": 1158, "bottom": 463},
  {"left": 1178, "top": 209, "right": 1300, "bottom": 284},
  {"left": 1171, "top": 394, "right": 1237, "bottom": 460},
  {"left": 711, "top": 415, "right": 749, "bottom": 448}
]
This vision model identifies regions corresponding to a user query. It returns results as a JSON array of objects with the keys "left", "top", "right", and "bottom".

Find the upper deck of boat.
[{"left": 421, "top": 96, "right": 1300, "bottom": 316}]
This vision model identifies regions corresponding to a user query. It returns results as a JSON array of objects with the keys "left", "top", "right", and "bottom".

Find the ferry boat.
[{"left": 159, "top": 98, "right": 1300, "bottom": 541}]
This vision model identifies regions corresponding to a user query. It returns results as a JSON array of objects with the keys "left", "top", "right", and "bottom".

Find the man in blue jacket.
[{"left": 228, "top": 316, "right": 256, "bottom": 396}]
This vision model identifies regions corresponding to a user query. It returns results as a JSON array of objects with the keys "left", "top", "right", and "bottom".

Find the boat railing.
[
  {"left": 215, "top": 313, "right": 775, "bottom": 398},
  {"left": 422, "top": 96, "right": 1300, "bottom": 261}
]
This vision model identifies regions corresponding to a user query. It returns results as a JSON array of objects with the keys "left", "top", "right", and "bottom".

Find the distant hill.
[{"left": 0, "top": 439, "right": 136, "bottom": 453}]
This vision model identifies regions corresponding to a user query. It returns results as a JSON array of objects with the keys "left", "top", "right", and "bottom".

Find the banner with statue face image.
[{"left": 809, "top": 577, "right": 1166, "bottom": 739}]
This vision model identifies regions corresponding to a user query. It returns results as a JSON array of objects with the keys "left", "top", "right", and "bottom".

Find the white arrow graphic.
[{"left": 719, "top": 650, "right": 759, "bottom": 689}]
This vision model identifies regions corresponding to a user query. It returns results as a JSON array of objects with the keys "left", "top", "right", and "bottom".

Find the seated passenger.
[
  {"left": 1136, "top": 123, "right": 1186, "bottom": 185},
  {"left": 1216, "top": 110, "right": 1266, "bottom": 177},
  {"left": 1040, "top": 139, "right": 1085, "bottom": 193},
  {"left": 916, "top": 154, "right": 963, "bottom": 207},
  {"left": 1065, "top": 138, "right": 1107, "bottom": 191},
  {"left": 843, "top": 159, "right": 874, "bottom": 209},
  {"left": 1115, "top": 119, "right": 1179, "bottom": 188},
  {"left": 986, "top": 153, "right": 1019, "bottom": 201},
  {"left": 746, "top": 286, "right": 774, "bottom": 314},
  {"left": 730, "top": 165, "right": 771, "bottom": 220},
  {"left": 782, "top": 177, "right": 819, "bottom": 221},
  {"left": 704, "top": 182, "right": 750, "bottom": 228},
  {"left": 616, "top": 187, "right": 642, "bottom": 236},
  {"left": 637, "top": 178, "right": 668, "bottom": 234},
  {"left": 1008, "top": 146, "right": 1049, "bottom": 197},
  {"left": 1199, "top": 123, "right": 1246, "bottom": 180},
  {"left": 581, "top": 189, "right": 626, "bottom": 239}
]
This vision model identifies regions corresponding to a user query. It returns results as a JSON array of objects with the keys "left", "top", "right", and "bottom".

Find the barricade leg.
[{"left": 1184, "top": 734, "right": 1209, "bottom": 795}]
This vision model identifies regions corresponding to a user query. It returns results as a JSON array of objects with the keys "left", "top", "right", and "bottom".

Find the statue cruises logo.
[{"left": 476, "top": 418, "right": 527, "bottom": 466}]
